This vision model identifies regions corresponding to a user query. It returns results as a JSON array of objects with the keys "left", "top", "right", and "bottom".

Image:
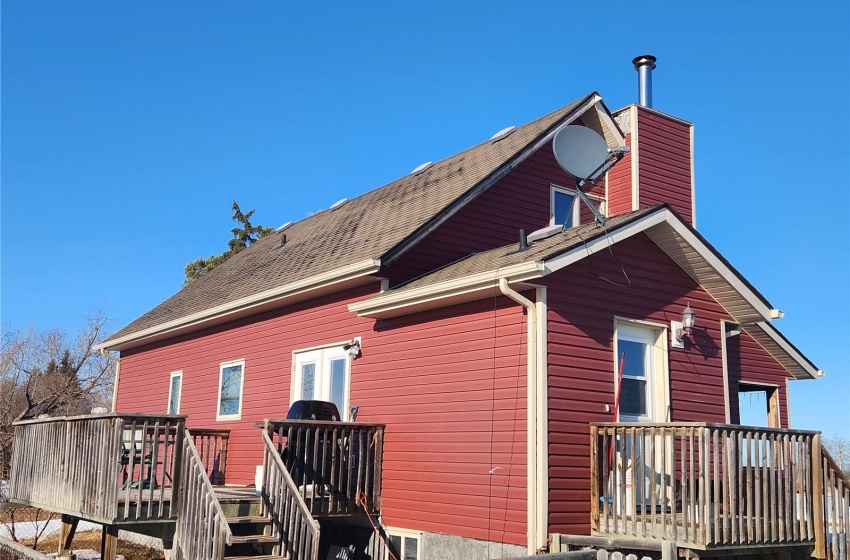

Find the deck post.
[
  {"left": 100, "top": 524, "right": 119, "bottom": 560},
  {"left": 170, "top": 420, "right": 186, "bottom": 517},
  {"left": 58, "top": 514, "right": 78, "bottom": 555},
  {"left": 660, "top": 540, "right": 677, "bottom": 560},
  {"left": 811, "top": 433, "right": 825, "bottom": 558}
]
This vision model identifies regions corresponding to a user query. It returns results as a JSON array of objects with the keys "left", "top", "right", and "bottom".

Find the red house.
[{"left": 12, "top": 60, "right": 846, "bottom": 560}]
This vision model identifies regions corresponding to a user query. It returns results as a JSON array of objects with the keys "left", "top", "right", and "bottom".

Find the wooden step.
[
  {"left": 228, "top": 534, "right": 278, "bottom": 545},
  {"left": 226, "top": 515, "right": 270, "bottom": 525}
]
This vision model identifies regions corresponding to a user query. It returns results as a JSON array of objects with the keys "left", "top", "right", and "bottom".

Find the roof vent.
[
  {"left": 490, "top": 126, "right": 516, "bottom": 141},
  {"left": 527, "top": 224, "right": 562, "bottom": 243},
  {"left": 410, "top": 161, "right": 434, "bottom": 175},
  {"left": 329, "top": 198, "right": 349, "bottom": 210},
  {"left": 275, "top": 221, "right": 293, "bottom": 232}
]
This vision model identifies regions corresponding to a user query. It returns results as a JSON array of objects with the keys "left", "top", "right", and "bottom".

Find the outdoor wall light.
[
  {"left": 343, "top": 336, "right": 362, "bottom": 358},
  {"left": 676, "top": 304, "right": 696, "bottom": 342}
]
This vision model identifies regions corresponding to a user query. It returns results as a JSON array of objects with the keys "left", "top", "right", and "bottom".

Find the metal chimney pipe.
[
  {"left": 519, "top": 229, "right": 529, "bottom": 251},
  {"left": 632, "top": 55, "right": 657, "bottom": 108}
]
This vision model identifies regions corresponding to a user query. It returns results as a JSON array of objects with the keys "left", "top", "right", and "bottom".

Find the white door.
[
  {"left": 614, "top": 322, "right": 669, "bottom": 514},
  {"left": 292, "top": 347, "right": 350, "bottom": 420}
]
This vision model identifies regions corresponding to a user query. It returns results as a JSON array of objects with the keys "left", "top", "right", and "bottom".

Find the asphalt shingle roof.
[{"left": 106, "top": 94, "right": 594, "bottom": 344}]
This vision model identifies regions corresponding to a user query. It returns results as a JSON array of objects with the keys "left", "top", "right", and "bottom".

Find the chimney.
[{"left": 632, "top": 55, "right": 657, "bottom": 108}]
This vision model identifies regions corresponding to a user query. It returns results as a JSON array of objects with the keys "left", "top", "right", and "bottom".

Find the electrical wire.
[{"left": 573, "top": 222, "right": 631, "bottom": 288}]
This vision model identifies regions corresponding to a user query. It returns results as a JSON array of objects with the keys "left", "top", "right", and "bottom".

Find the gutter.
[
  {"left": 498, "top": 278, "right": 547, "bottom": 553},
  {"left": 349, "top": 261, "right": 543, "bottom": 318},
  {"left": 98, "top": 258, "right": 381, "bottom": 351}
]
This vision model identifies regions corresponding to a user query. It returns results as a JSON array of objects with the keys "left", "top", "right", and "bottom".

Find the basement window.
[
  {"left": 386, "top": 528, "right": 421, "bottom": 560},
  {"left": 216, "top": 359, "right": 245, "bottom": 421}
]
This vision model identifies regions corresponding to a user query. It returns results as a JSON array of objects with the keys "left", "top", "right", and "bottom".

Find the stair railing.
[
  {"left": 173, "top": 430, "right": 232, "bottom": 560},
  {"left": 262, "top": 430, "right": 321, "bottom": 560},
  {"left": 815, "top": 436, "right": 849, "bottom": 560}
]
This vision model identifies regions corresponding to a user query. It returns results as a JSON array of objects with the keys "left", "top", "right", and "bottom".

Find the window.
[
  {"left": 614, "top": 321, "right": 668, "bottom": 422},
  {"left": 292, "top": 346, "right": 351, "bottom": 420},
  {"left": 550, "top": 184, "right": 606, "bottom": 228},
  {"left": 167, "top": 371, "right": 182, "bottom": 414},
  {"left": 387, "top": 528, "right": 421, "bottom": 560},
  {"left": 216, "top": 359, "right": 245, "bottom": 420}
]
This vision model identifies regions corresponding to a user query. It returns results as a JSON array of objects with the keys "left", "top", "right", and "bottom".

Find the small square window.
[
  {"left": 551, "top": 184, "right": 606, "bottom": 228},
  {"left": 217, "top": 359, "right": 245, "bottom": 420}
]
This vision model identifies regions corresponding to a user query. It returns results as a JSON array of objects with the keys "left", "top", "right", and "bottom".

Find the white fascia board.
[
  {"left": 97, "top": 258, "right": 381, "bottom": 351},
  {"left": 543, "top": 209, "right": 669, "bottom": 275},
  {"left": 659, "top": 215, "right": 775, "bottom": 322},
  {"left": 348, "top": 261, "right": 543, "bottom": 318},
  {"left": 752, "top": 322, "right": 824, "bottom": 380}
]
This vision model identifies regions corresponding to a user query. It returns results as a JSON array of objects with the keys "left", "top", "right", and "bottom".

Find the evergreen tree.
[{"left": 184, "top": 201, "right": 273, "bottom": 284}]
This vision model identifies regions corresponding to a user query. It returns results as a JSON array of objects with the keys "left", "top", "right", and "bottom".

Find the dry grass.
[
  {"left": 23, "top": 530, "right": 164, "bottom": 560},
  {"left": 0, "top": 507, "right": 56, "bottom": 525}
]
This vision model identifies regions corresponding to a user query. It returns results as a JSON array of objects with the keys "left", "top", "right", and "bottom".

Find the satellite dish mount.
[{"left": 552, "top": 125, "right": 630, "bottom": 227}]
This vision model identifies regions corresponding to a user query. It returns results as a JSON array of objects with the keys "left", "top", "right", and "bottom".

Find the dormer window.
[{"left": 550, "top": 184, "right": 606, "bottom": 228}]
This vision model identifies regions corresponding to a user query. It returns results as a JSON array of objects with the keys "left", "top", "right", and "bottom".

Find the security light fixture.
[
  {"left": 343, "top": 336, "right": 362, "bottom": 358},
  {"left": 676, "top": 304, "right": 696, "bottom": 342}
]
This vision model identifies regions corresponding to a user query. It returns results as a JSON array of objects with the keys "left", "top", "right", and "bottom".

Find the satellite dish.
[{"left": 552, "top": 125, "right": 609, "bottom": 181}]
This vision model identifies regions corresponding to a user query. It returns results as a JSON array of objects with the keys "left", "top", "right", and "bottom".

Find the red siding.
[
  {"left": 726, "top": 330, "right": 790, "bottom": 428},
  {"left": 606, "top": 132, "right": 634, "bottom": 216},
  {"left": 389, "top": 120, "right": 605, "bottom": 285},
  {"left": 117, "top": 288, "right": 530, "bottom": 546},
  {"left": 636, "top": 108, "right": 693, "bottom": 222},
  {"left": 544, "top": 232, "right": 743, "bottom": 536}
]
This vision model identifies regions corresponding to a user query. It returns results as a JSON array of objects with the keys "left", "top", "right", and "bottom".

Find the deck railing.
[
  {"left": 10, "top": 414, "right": 185, "bottom": 524},
  {"left": 189, "top": 428, "right": 230, "bottom": 485},
  {"left": 264, "top": 419, "right": 384, "bottom": 516},
  {"left": 590, "top": 423, "right": 828, "bottom": 550},
  {"left": 818, "top": 443, "right": 850, "bottom": 560},
  {"left": 173, "top": 430, "right": 232, "bottom": 560},
  {"left": 261, "top": 431, "right": 320, "bottom": 560}
]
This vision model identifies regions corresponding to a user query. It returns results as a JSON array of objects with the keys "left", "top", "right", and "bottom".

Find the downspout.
[
  {"left": 99, "top": 349, "right": 121, "bottom": 413},
  {"left": 498, "top": 277, "right": 542, "bottom": 553}
]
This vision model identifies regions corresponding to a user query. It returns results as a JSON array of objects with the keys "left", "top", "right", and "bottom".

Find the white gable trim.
[{"left": 745, "top": 322, "right": 824, "bottom": 380}]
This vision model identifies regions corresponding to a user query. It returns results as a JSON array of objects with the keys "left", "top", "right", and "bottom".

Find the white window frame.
[
  {"left": 216, "top": 359, "right": 245, "bottom": 421},
  {"left": 550, "top": 184, "right": 607, "bottom": 227},
  {"left": 613, "top": 318, "right": 670, "bottom": 422},
  {"left": 167, "top": 370, "right": 183, "bottom": 414},
  {"left": 385, "top": 527, "right": 422, "bottom": 560},
  {"left": 291, "top": 343, "right": 352, "bottom": 421}
]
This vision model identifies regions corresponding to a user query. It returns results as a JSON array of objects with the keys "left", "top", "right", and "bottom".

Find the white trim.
[
  {"left": 630, "top": 105, "right": 640, "bottom": 211},
  {"left": 751, "top": 322, "right": 823, "bottom": 379},
  {"left": 785, "top": 379, "right": 792, "bottom": 428},
  {"left": 167, "top": 370, "right": 183, "bottom": 415},
  {"left": 216, "top": 359, "right": 245, "bottom": 421},
  {"left": 97, "top": 258, "right": 381, "bottom": 351},
  {"left": 535, "top": 286, "right": 548, "bottom": 550},
  {"left": 348, "top": 261, "right": 542, "bottom": 318},
  {"left": 543, "top": 210, "right": 669, "bottom": 275},
  {"left": 720, "top": 321, "right": 732, "bottom": 423},
  {"left": 690, "top": 124, "right": 697, "bottom": 227},
  {"left": 737, "top": 380, "right": 780, "bottom": 389},
  {"left": 352, "top": 208, "right": 780, "bottom": 329}
]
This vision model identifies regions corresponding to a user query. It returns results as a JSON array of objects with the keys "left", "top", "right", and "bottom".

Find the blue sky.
[{"left": 2, "top": 2, "right": 848, "bottom": 436}]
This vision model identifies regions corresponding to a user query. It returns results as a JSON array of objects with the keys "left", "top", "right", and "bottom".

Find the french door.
[{"left": 292, "top": 347, "right": 350, "bottom": 420}]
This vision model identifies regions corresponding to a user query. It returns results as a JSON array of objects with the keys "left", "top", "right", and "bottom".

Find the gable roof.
[
  {"left": 102, "top": 93, "right": 621, "bottom": 351},
  {"left": 348, "top": 205, "right": 821, "bottom": 380}
]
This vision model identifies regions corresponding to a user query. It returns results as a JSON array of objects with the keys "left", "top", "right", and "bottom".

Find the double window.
[
  {"left": 217, "top": 359, "right": 245, "bottom": 421},
  {"left": 292, "top": 346, "right": 350, "bottom": 420}
]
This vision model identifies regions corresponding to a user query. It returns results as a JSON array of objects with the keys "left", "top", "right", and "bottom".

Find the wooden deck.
[{"left": 589, "top": 423, "right": 850, "bottom": 559}]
